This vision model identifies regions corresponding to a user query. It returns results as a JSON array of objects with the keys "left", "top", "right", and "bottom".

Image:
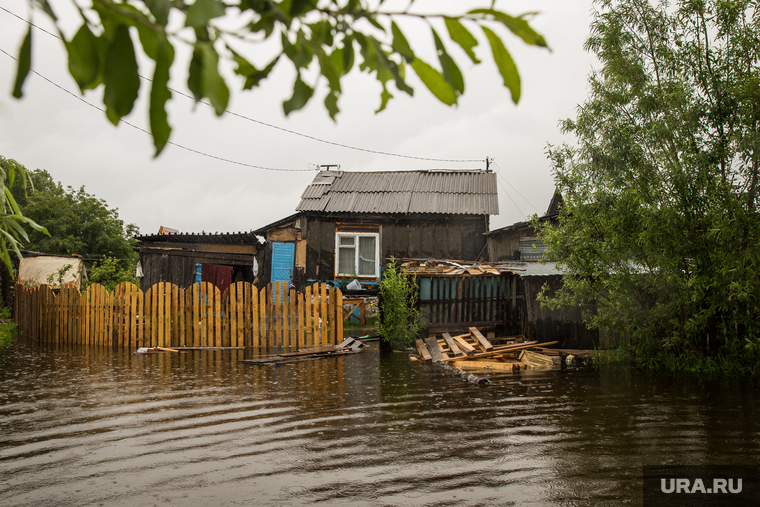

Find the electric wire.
[
  {"left": 1, "top": 5, "right": 484, "bottom": 164},
  {"left": 0, "top": 47, "right": 313, "bottom": 172},
  {"left": 492, "top": 161, "right": 541, "bottom": 215}
]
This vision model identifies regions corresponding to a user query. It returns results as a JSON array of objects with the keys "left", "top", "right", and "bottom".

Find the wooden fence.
[
  {"left": 416, "top": 274, "right": 512, "bottom": 332},
  {"left": 14, "top": 281, "right": 343, "bottom": 350}
]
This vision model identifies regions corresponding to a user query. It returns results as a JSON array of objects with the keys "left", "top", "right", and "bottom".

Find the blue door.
[{"left": 271, "top": 242, "right": 295, "bottom": 285}]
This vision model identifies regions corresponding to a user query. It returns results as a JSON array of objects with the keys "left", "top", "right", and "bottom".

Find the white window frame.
[{"left": 335, "top": 232, "right": 380, "bottom": 278}]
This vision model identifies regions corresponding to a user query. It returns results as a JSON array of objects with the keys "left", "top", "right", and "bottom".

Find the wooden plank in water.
[
  {"left": 452, "top": 335, "right": 476, "bottom": 356},
  {"left": 441, "top": 332, "right": 464, "bottom": 356},
  {"left": 451, "top": 360, "right": 522, "bottom": 371},
  {"left": 424, "top": 336, "right": 445, "bottom": 362},
  {"left": 415, "top": 338, "right": 433, "bottom": 363},
  {"left": 470, "top": 327, "right": 494, "bottom": 352},
  {"left": 519, "top": 350, "right": 556, "bottom": 367}
]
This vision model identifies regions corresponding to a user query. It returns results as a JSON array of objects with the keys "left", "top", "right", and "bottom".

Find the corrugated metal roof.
[
  {"left": 297, "top": 170, "right": 498, "bottom": 215},
  {"left": 501, "top": 261, "right": 564, "bottom": 277}
]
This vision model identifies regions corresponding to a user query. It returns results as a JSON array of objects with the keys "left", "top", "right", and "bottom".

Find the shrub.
[{"left": 379, "top": 258, "right": 421, "bottom": 350}]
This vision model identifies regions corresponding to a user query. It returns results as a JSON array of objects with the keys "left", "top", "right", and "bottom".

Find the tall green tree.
[
  {"left": 11, "top": 1, "right": 548, "bottom": 155},
  {"left": 9, "top": 168, "right": 139, "bottom": 285},
  {"left": 539, "top": 0, "right": 760, "bottom": 371}
]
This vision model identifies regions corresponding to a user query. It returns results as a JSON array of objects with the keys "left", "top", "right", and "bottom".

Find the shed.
[
  {"left": 134, "top": 231, "right": 261, "bottom": 293},
  {"left": 252, "top": 169, "right": 499, "bottom": 288},
  {"left": 17, "top": 254, "right": 85, "bottom": 289}
]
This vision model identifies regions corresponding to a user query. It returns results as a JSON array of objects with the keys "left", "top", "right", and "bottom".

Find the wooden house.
[
  {"left": 134, "top": 231, "right": 261, "bottom": 293},
  {"left": 252, "top": 169, "right": 499, "bottom": 288},
  {"left": 485, "top": 190, "right": 562, "bottom": 261}
]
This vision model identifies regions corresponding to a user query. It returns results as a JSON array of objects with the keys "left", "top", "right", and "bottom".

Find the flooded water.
[{"left": 1, "top": 341, "right": 759, "bottom": 507}]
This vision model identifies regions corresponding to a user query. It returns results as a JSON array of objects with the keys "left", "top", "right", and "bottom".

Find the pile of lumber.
[
  {"left": 240, "top": 337, "right": 365, "bottom": 366},
  {"left": 400, "top": 260, "right": 506, "bottom": 276},
  {"left": 411, "top": 327, "right": 559, "bottom": 373}
]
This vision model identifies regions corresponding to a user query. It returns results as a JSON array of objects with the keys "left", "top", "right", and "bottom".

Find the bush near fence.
[{"left": 14, "top": 280, "right": 343, "bottom": 350}]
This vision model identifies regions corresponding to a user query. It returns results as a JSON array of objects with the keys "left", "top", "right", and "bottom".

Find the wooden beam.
[
  {"left": 441, "top": 332, "right": 464, "bottom": 356},
  {"left": 424, "top": 336, "right": 445, "bottom": 362},
  {"left": 470, "top": 327, "right": 494, "bottom": 352},
  {"left": 451, "top": 360, "right": 522, "bottom": 371},
  {"left": 452, "top": 335, "right": 476, "bottom": 356},
  {"left": 439, "top": 341, "right": 558, "bottom": 363},
  {"left": 415, "top": 339, "right": 433, "bottom": 363}
]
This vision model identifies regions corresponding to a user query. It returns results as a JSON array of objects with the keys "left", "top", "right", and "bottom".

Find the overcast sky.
[{"left": 0, "top": 0, "right": 596, "bottom": 236}]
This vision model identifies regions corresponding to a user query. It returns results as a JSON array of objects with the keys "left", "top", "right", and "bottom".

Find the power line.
[
  {"left": 0, "top": 47, "right": 315, "bottom": 172},
  {"left": 1, "top": 5, "right": 483, "bottom": 164},
  {"left": 492, "top": 161, "right": 541, "bottom": 215}
]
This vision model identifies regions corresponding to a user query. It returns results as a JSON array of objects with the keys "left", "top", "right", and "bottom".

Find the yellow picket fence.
[{"left": 14, "top": 281, "right": 343, "bottom": 349}]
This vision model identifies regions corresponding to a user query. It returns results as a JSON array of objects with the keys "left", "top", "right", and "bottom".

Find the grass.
[{"left": 0, "top": 322, "right": 17, "bottom": 347}]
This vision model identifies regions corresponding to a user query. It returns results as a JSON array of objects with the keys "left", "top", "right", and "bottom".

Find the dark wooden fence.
[
  {"left": 15, "top": 280, "right": 343, "bottom": 350},
  {"left": 416, "top": 274, "right": 514, "bottom": 332}
]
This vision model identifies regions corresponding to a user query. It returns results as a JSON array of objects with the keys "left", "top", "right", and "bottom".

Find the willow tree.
[
  {"left": 11, "top": 0, "right": 548, "bottom": 155},
  {"left": 540, "top": 0, "right": 760, "bottom": 370}
]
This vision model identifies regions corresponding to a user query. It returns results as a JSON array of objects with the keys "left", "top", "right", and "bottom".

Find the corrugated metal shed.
[{"left": 297, "top": 170, "right": 499, "bottom": 215}]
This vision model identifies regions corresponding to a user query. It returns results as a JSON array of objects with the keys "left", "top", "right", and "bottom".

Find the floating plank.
[
  {"left": 415, "top": 338, "right": 433, "bottom": 363},
  {"left": 519, "top": 350, "right": 556, "bottom": 367},
  {"left": 439, "top": 340, "right": 551, "bottom": 362},
  {"left": 452, "top": 335, "right": 477, "bottom": 356},
  {"left": 441, "top": 332, "right": 464, "bottom": 356},
  {"left": 470, "top": 327, "right": 494, "bottom": 352},
  {"left": 424, "top": 336, "right": 445, "bottom": 362},
  {"left": 451, "top": 360, "right": 522, "bottom": 371}
]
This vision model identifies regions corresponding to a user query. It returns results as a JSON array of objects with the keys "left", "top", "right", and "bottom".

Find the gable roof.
[{"left": 296, "top": 170, "right": 499, "bottom": 215}]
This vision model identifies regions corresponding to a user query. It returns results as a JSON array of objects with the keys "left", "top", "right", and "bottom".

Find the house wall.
[
  {"left": 138, "top": 241, "right": 257, "bottom": 291},
  {"left": 299, "top": 213, "right": 489, "bottom": 285},
  {"left": 486, "top": 223, "right": 537, "bottom": 261}
]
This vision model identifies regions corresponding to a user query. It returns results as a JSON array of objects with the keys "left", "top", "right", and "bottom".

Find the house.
[
  {"left": 134, "top": 230, "right": 261, "bottom": 293},
  {"left": 484, "top": 190, "right": 562, "bottom": 261},
  {"left": 252, "top": 169, "right": 499, "bottom": 288}
]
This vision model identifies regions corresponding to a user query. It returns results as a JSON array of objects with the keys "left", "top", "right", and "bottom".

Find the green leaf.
[
  {"left": 66, "top": 24, "right": 101, "bottom": 91},
  {"left": 12, "top": 26, "right": 32, "bottom": 99},
  {"left": 410, "top": 58, "right": 456, "bottom": 106},
  {"left": 197, "top": 43, "right": 229, "bottom": 115},
  {"left": 469, "top": 9, "right": 548, "bottom": 48},
  {"left": 149, "top": 37, "right": 174, "bottom": 156},
  {"left": 433, "top": 29, "right": 464, "bottom": 95},
  {"left": 283, "top": 74, "right": 314, "bottom": 115},
  {"left": 136, "top": 24, "right": 158, "bottom": 60},
  {"left": 376, "top": 85, "right": 393, "bottom": 113},
  {"left": 185, "top": 0, "right": 226, "bottom": 27},
  {"left": 103, "top": 25, "right": 140, "bottom": 125},
  {"left": 187, "top": 49, "right": 203, "bottom": 102},
  {"left": 144, "top": 0, "right": 171, "bottom": 26},
  {"left": 290, "top": 0, "right": 317, "bottom": 17},
  {"left": 483, "top": 26, "right": 520, "bottom": 103},
  {"left": 325, "top": 90, "right": 339, "bottom": 120},
  {"left": 445, "top": 17, "right": 480, "bottom": 64},
  {"left": 317, "top": 50, "right": 341, "bottom": 92},
  {"left": 391, "top": 21, "right": 415, "bottom": 62},
  {"left": 281, "top": 32, "right": 313, "bottom": 70}
]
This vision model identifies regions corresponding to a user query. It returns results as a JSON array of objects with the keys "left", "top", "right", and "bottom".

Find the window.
[{"left": 335, "top": 233, "right": 379, "bottom": 278}]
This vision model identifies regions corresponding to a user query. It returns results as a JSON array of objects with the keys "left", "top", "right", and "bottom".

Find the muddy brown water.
[{"left": 1, "top": 341, "right": 759, "bottom": 507}]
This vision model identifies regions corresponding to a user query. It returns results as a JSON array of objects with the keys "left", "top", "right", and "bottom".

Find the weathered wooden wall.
[
  {"left": 138, "top": 241, "right": 258, "bottom": 291},
  {"left": 518, "top": 276, "right": 599, "bottom": 349},
  {"left": 302, "top": 214, "right": 489, "bottom": 283}
]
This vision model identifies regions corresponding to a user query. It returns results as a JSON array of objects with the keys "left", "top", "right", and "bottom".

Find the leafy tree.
[
  {"left": 539, "top": 0, "right": 760, "bottom": 372},
  {"left": 0, "top": 156, "right": 48, "bottom": 275},
  {"left": 86, "top": 256, "right": 138, "bottom": 291},
  {"left": 9, "top": 168, "right": 139, "bottom": 284},
  {"left": 11, "top": 1, "right": 548, "bottom": 155}
]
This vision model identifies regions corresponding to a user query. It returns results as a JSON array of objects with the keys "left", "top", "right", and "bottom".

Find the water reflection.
[{"left": 0, "top": 341, "right": 759, "bottom": 506}]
